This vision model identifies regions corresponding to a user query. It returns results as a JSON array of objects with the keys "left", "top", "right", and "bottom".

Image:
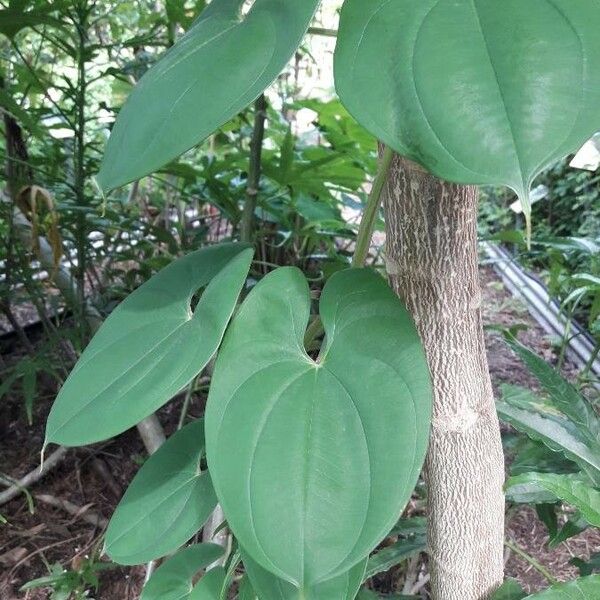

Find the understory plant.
[
  {"left": 36, "top": 0, "right": 600, "bottom": 599},
  {"left": 494, "top": 335, "right": 600, "bottom": 598}
]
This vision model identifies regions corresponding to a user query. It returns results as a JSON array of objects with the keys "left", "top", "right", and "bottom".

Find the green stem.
[
  {"left": 240, "top": 95, "right": 267, "bottom": 243},
  {"left": 177, "top": 379, "right": 195, "bottom": 430},
  {"left": 580, "top": 340, "right": 600, "bottom": 382},
  {"left": 303, "top": 145, "right": 395, "bottom": 350},
  {"left": 504, "top": 539, "right": 558, "bottom": 585},
  {"left": 351, "top": 145, "right": 394, "bottom": 268},
  {"left": 307, "top": 27, "right": 337, "bottom": 38}
]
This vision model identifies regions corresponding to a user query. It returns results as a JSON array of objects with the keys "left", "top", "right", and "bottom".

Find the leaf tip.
[
  {"left": 518, "top": 192, "right": 533, "bottom": 250},
  {"left": 40, "top": 442, "right": 47, "bottom": 471}
]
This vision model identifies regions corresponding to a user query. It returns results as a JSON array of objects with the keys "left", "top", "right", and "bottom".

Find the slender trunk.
[{"left": 383, "top": 156, "right": 505, "bottom": 600}]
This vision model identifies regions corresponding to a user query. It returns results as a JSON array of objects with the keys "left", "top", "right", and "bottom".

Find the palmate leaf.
[
  {"left": 106, "top": 419, "right": 217, "bottom": 565},
  {"left": 97, "top": 0, "right": 321, "bottom": 191},
  {"left": 206, "top": 268, "right": 432, "bottom": 590},
  {"left": 335, "top": 0, "right": 600, "bottom": 233},
  {"left": 497, "top": 385, "right": 600, "bottom": 486},
  {"left": 522, "top": 575, "right": 600, "bottom": 599},
  {"left": 242, "top": 551, "right": 367, "bottom": 600},
  {"left": 45, "top": 244, "right": 253, "bottom": 447},
  {"left": 140, "top": 544, "right": 224, "bottom": 600},
  {"left": 505, "top": 473, "right": 600, "bottom": 527}
]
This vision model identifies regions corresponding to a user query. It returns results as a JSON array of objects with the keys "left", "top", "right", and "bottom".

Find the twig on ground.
[
  {"left": 90, "top": 458, "right": 121, "bottom": 498},
  {"left": 7, "top": 535, "right": 84, "bottom": 579},
  {"left": 504, "top": 538, "right": 558, "bottom": 585},
  {"left": 0, "top": 446, "right": 68, "bottom": 506},
  {"left": 34, "top": 494, "right": 108, "bottom": 529},
  {"left": 411, "top": 572, "right": 430, "bottom": 595}
]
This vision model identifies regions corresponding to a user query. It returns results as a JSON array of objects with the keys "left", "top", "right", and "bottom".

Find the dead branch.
[
  {"left": 35, "top": 494, "right": 108, "bottom": 528},
  {"left": 0, "top": 446, "right": 68, "bottom": 506}
]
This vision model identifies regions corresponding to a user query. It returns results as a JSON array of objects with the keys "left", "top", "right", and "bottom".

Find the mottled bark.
[{"left": 383, "top": 156, "right": 505, "bottom": 600}]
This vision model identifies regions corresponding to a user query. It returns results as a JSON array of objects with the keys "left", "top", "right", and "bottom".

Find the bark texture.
[{"left": 383, "top": 156, "right": 505, "bottom": 600}]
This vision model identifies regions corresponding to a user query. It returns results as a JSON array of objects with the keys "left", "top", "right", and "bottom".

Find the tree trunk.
[{"left": 383, "top": 156, "right": 505, "bottom": 600}]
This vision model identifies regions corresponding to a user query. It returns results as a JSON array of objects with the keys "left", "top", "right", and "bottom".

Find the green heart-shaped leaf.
[
  {"left": 206, "top": 268, "right": 432, "bottom": 589},
  {"left": 45, "top": 244, "right": 253, "bottom": 447},
  {"left": 243, "top": 550, "right": 366, "bottom": 600},
  {"left": 335, "top": 0, "right": 600, "bottom": 232},
  {"left": 106, "top": 418, "right": 217, "bottom": 565},
  {"left": 97, "top": 0, "right": 321, "bottom": 191},
  {"left": 140, "top": 543, "right": 224, "bottom": 600}
]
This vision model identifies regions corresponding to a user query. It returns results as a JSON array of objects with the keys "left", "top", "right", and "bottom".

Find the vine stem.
[
  {"left": 307, "top": 27, "right": 337, "bottom": 38},
  {"left": 304, "top": 145, "right": 394, "bottom": 349},
  {"left": 504, "top": 538, "right": 558, "bottom": 585},
  {"left": 240, "top": 94, "right": 267, "bottom": 243},
  {"left": 351, "top": 145, "right": 395, "bottom": 268}
]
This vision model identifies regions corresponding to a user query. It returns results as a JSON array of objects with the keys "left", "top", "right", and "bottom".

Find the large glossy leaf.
[
  {"left": 106, "top": 419, "right": 217, "bottom": 565},
  {"left": 522, "top": 575, "right": 600, "bottom": 599},
  {"left": 335, "top": 0, "right": 600, "bottom": 230},
  {"left": 206, "top": 268, "right": 432, "bottom": 589},
  {"left": 140, "top": 543, "right": 224, "bottom": 600},
  {"left": 497, "top": 384, "right": 600, "bottom": 486},
  {"left": 97, "top": 0, "right": 321, "bottom": 191},
  {"left": 243, "top": 551, "right": 366, "bottom": 600},
  {"left": 505, "top": 473, "right": 600, "bottom": 527},
  {"left": 45, "top": 244, "right": 253, "bottom": 447}
]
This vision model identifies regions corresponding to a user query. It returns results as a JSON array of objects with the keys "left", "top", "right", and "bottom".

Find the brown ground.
[{"left": 0, "top": 265, "right": 598, "bottom": 598}]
